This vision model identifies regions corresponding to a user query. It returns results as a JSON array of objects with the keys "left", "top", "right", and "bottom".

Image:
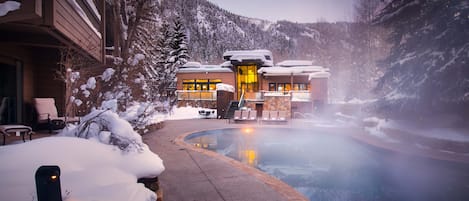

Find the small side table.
[{"left": 0, "top": 125, "right": 33, "bottom": 145}]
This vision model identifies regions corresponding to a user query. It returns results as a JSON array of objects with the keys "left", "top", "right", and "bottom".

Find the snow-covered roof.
[
  {"left": 220, "top": 61, "right": 233, "bottom": 67},
  {"left": 216, "top": 83, "right": 235, "bottom": 93},
  {"left": 308, "top": 71, "right": 331, "bottom": 79},
  {"left": 258, "top": 66, "right": 330, "bottom": 78},
  {"left": 181, "top": 61, "right": 203, "bottom": 68},
  {"left": 223, "top": 49, "right": 274, "bottom": 67},
  {"left": 0, "top": 1, "right": 20, "bottom": 17},
  {"left": 178, "top": 63, "right": 233, "bottom": 73},
  {"left": 277, "top": 60, "right": 313, "bottom": 67}
]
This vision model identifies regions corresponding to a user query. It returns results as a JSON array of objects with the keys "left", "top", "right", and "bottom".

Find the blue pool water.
[{"left": 185, "top": 127, "right": 469, "bottom": 201}]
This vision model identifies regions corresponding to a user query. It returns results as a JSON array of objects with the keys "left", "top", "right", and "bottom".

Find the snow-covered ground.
[
  {"left": 0, "top": 110, "right": 165, "bottom": 201},
  {"left": 363, "top": 116, "right": 469, "bottom": 143}
]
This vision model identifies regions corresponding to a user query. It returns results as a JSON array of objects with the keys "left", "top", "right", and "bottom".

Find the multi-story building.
[{"left": 176, "top": 50, "right": 330, "bottom": 118}]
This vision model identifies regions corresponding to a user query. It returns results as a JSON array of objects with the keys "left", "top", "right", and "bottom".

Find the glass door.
[
  {"left": 0, "top": 60, "right": 22, "bottom": 124},
  {"left": 237, "top": 65, "right": 258, "bottom": 99}
]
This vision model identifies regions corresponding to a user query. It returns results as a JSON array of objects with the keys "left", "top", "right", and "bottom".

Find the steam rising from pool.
[{"left": 186, "top": 128, "right": 469, "bottom": 201}]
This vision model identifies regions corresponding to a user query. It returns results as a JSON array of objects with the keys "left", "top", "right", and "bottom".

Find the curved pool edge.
[{"left": 175, "top": 128, "right": 309, "bottom": 201}]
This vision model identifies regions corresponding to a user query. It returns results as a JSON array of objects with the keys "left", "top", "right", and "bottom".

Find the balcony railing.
[
  {"left": 245, "top": 91, "right": 311, "bottom": 102},
  {"left": 176, "top": 90, "right": 311, "bottom": 102},
  {"left": 177, "top": 90, "right": 217, "bottom": 101}
]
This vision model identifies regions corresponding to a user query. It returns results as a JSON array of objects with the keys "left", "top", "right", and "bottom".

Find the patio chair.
[
  {"left": 261, "top": 110, "right": 270, "bottom": 121},
  {"left": 33, "top": 98, "right": 80, "bottom": 133},
  {"left": 241, "top": 110, "right": 249, "bottom": 120},
  {"left": 269, "top": 111, "right": 279, "bottom": 121},
  {"left": 232, "top": 110, "right": 242, "bottom": 123},
  {"left": 249, "top": 110, "right": 257, "bottom": 121},
  {"left": 278, "top": 111, "right": 288, "bottom": 122}
]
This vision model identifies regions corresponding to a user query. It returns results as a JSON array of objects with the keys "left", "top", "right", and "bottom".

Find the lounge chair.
[
  {"left": 278, "top": 111, "right": 288, "bottom": 122},
  {"left": 231, "top": 110, "right": 242, "bottom": 123},
  {"left": 33, "top": 98, "right": 80, "bottom": 133},
  {"left": 261, "top": 110, "right": 270, "bottom": 121},
  {"left": 269, "top": 111, "right": 279, "bottom": 121},
  {"left": 241, "top": 110, "right": 249, "bottom": 120},
  {"left": 249, "top": 110, "right": 257, "bottom": 121}
]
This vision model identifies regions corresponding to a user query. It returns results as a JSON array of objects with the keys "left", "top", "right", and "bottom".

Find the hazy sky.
[{"left": 207, "top": 0, "right": 355, "bottom": 23}]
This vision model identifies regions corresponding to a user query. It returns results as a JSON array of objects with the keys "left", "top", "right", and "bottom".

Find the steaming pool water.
[{"left": 185, "top": 127, "right": 469, "bottom": 201}]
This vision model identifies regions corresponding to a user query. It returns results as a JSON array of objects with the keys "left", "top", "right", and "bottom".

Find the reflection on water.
[{"left": 185, "top": 128, "right": 469, "bottom": 201}]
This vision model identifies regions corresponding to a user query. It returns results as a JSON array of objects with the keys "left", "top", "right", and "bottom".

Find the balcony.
[
  {"left": 176, "top": 90, "right": 311, "bottom": 102},
  {"left": 177, "top": 90, "right": 217, "bottom": 101}
]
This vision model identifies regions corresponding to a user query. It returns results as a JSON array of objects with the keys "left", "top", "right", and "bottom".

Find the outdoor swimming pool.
[{"left": 185, "top": 127, "right": 469, "bottom": 201}]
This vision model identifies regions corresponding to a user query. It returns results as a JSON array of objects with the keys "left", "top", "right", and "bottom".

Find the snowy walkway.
[{"left": 143, "top": 119, "right": 305, "bottom": 201}]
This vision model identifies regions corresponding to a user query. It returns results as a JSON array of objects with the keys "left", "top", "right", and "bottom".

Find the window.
[
  {"left": 269, "top": 83, "right": 309, "bottom": 92},
  {"left": 268, "top": 83, "right": 276, "bottom": 91},
  {"left": 237, "top": 65, "right": 258, "bottom": 98},
  {"left": 182, "top": 79, "right": 222, "bottom": 91}
]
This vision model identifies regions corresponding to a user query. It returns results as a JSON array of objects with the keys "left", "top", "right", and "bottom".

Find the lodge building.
[{"left": 176, "top": 50, "right": 330, "bottom": 118}]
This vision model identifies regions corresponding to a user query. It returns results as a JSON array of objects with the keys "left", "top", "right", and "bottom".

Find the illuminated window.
[
  {"left": 271, "top": 83, "right": 309, "bottom": 92},
  {"left": 268, "top": 83, "right": 276, "bottom": 91},
  {"left": 182, "top": 79, "right": 222, "bottom": 91},
  {"left": 237, "top": 65, "right": 258, "bottom": 98}
]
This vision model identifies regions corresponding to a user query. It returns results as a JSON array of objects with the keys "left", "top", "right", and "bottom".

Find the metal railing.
[{"left": 176, "top": 90, "right": 217, "bottom": 101}]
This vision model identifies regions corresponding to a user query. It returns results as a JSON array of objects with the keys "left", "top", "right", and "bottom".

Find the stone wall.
[{"left": 263, "top": 95, "right": 291, "bottom": 118}]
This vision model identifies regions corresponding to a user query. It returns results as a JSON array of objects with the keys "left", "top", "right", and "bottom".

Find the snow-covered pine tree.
[
  {"left": 373, "top": 0, "right": 469, "bottom": 121},
  {"left": 154, "top": 20, "right": 173, "bottom": 103},
  {"left": 170, "top": 16, "right": 190, "bottom": 66},
  {"left": 167, "top": 15, "right": 190, "bottom": 107}
]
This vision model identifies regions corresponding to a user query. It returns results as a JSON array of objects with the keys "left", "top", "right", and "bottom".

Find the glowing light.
[
  {"left": 242, "top": 127, "right": 253, "bottom": 134},
  {"left": 244, "top": 150, "right": 257, "bottom": 166},
  {"left": 50, "top": 175, "right": 58, "bottom": 181}
]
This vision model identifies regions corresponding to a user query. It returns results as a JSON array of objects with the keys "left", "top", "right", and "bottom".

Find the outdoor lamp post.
[{"left": 35, "top": 165, "right": 62, "bottom": 201}]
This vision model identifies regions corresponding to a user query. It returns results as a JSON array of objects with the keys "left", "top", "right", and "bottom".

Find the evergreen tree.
[
  {"left": 170, "top": 16, "right": 190, "bottom": 66},
  {"left": 374, "top": 0, "right": 469, "bottom": 120}
]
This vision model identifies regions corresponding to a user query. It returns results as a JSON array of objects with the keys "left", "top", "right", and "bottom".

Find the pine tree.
[
  {"left": 374, "top": 0, "right": 469, "bottom": 120},
  {"left": 170, "top": 16, "right": 190, "bottom": 66}
]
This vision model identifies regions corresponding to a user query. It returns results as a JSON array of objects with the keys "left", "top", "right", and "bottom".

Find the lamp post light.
[{"left": 35, "top": 165, "right": 62, "bottom": 201}]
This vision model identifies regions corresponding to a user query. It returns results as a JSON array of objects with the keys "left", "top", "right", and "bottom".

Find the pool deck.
[
  {"left": 143, "top": 118, "right": 469, "bottom": 201},
  {"left": 143, "top": 119, "right": 307, "bottom": 201}
]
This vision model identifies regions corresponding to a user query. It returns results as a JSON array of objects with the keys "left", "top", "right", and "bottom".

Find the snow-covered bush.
[{"left": 60, "top": 110, "right": 145, "bottom": 152}]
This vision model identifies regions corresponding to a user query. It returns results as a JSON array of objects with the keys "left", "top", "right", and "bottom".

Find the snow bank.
[
  {"left": 60, "top": 110, "right": 145, "bottom": 152},
  {"left": 216, "top": 83, "right": 234, "bottom": 93},
  {"left": 363, "top": 116, "right": 469, "bottom": 143},
  {"left": 0, "top": 137, "right": 164, "bottom": 201},
  {"left": 0, "top": 1, "right": 20, "bottom": 17}
]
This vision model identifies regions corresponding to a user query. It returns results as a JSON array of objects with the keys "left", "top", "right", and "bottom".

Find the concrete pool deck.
[{"left": 143, "top": 118, "right": 469, "bottom": 201}]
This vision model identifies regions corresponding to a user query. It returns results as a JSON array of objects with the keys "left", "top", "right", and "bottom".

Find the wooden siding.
[{"left": 52, "top": 0, "right": 103, "bottom": 62}]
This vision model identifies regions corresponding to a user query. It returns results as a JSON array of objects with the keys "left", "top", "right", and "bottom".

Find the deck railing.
[
  {"left": 176, "top": 90, "right": 311, "bottom": 101},
  {"left": 176, "top": 90, "right": 217, "bottom": 101}
]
